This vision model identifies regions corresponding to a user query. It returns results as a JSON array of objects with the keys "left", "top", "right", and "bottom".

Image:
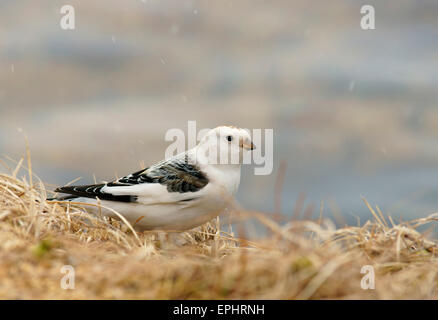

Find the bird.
[{"left": 51, "top": 126, "right": 256, "bottom": 231}]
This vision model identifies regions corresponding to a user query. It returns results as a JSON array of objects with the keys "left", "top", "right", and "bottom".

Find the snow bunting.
[{"left": 52, "top": 126, "right": 255, "bottom": 231}]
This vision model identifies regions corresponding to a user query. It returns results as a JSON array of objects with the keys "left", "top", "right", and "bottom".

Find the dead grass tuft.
[{"left": 1, "top": 164, "right": 438, "bottom": 299}]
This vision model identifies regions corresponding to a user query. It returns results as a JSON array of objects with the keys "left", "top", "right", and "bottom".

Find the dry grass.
[{"left": 1, "top": 160, "right": 438, "bottom": 299}]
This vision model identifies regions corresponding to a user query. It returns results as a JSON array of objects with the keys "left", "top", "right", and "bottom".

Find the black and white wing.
[
  {"left": 54, "top": 183, "right": 137, "bottom": 202},
  {"left": 54, "top": 155, "right": 209, "bottom": 203}
]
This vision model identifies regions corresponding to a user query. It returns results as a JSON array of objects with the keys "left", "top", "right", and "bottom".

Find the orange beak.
[{"left": 241, "top": 140, "right": 256, "bottom": 150}]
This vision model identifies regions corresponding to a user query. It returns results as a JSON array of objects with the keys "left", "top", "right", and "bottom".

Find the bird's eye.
[{"left": 226, "top": 135, "right": 233, "bottom": 142}]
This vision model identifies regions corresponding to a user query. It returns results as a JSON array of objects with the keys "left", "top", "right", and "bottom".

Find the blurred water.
[{"left": 1, "top": 1, "right": 438, "bottom": 225}]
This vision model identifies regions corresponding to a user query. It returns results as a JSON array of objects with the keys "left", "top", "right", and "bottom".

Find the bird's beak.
[{"left": 241, "top": 140, "right": 256, "bottom": 151}]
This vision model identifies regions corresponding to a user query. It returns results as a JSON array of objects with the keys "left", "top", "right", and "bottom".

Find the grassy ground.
[{"left": 1, "top": 160, "right": 438, "bottom": 299}]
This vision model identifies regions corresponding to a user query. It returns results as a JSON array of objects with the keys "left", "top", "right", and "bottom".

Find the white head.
[{"left": 196, "top": 126, "right": 255, "bottom": 165}]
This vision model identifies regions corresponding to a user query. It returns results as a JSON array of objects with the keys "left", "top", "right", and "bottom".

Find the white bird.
[{"left": 52, "top": 126, "right": 255, "bottom": 231}]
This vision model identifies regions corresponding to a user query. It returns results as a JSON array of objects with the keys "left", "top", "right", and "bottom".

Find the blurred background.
[{"left": 1, "top": 0, "right": 438, "bottom": 226}]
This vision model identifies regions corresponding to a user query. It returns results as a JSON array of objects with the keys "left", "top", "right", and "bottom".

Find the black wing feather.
[
  {"left": 143, "top": 161, "right": 209, "bottom": 193},
  {"left": 54, "top": 184, "right": 137, "bottom": 202},
  {"left": 54, "top": 157, "right": 209, "bottom": 202},
  {"left": 106, "top": 159, "right": 209, "bottom": 193}
]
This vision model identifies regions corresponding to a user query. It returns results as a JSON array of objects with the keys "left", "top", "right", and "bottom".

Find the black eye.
[{"left": 226, "top": 135, "right": 233, "bottom": 142}]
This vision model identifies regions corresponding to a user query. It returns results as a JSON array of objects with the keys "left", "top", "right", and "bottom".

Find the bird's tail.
[{"left": 46, "top": 194, "right": 78, "bottom": 201}]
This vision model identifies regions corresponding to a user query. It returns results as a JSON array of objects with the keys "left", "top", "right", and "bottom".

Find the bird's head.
[{"left": 196, "top": 126, "right": 255, "bottom": 165}]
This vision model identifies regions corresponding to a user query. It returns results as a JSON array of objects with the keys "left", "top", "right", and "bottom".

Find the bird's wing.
[
  {"left": 54, "top": 156, "right": 209, "bottom": 203},
  {"left": 54, "top": 183, "right": 138, "bottom": 202}
]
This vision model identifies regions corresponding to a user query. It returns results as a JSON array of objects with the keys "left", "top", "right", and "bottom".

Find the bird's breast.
[{"left": 205, "top": 165, "right": 241, "bottom": 196}]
